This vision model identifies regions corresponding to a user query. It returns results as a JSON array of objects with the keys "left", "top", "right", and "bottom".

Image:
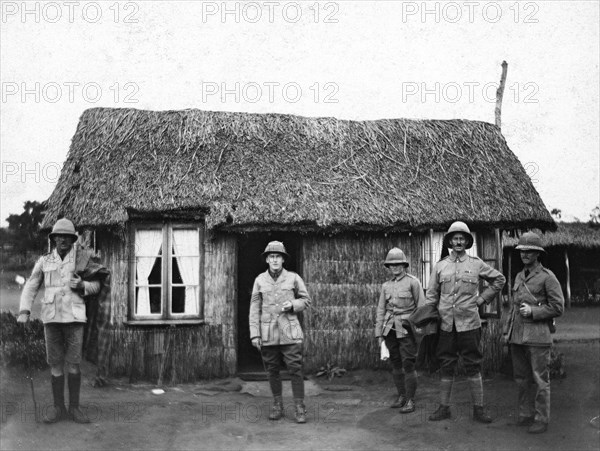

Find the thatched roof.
[
  {"left": 504, "top": 223, "right": 600, "bottom": 250},
  {"left": 43, "top": 108, "right": 554, "bottom": 232}
]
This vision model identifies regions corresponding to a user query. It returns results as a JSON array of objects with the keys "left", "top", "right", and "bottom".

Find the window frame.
[{"left": 128, "top": 221, "right": 204, "bottom": 324}]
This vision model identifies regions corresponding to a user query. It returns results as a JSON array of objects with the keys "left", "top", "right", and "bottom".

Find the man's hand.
[
  {"left": 281, "top": 300, "right": 293, "bottom": 312},
  {"left": 17, "top": 313, "right": 30, "bottom": 324},
  {"left": 378, "top": 337, "right": 384, "bottom": 346},
  {"left": 519, "top": 303, "right": 532, "bottom": 317},
  {"left": 251, "top": 338, "right": 262, "bottom": 350},
  {"left": 69, "top": 274, "right": 84, "bottom": 291}
]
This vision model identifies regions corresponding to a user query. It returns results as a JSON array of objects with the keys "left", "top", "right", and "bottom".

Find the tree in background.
[
  {"left": 4, "top": 200, "right": 47, "bottom": 255},
  {"left": 590, "top": 205, "right": 600, "bottom": 227}
]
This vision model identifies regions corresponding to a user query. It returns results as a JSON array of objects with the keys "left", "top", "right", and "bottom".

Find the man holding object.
[
  {"left": 504, "top": 232, "right": 564, "bottom": 434},
  {"left": 249, "top": 241, "right": 311, "bottom": 423},
  {"left": 18, "top": 218, "right": 105, "bottom": 424}
]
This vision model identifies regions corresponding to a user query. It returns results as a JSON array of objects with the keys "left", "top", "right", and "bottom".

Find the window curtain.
[
  {"left": 136, "top": 229, "right": 163, "bottom": 315},
  {"left": 172, "top": 229, "right": 199, "bottom": 314}
]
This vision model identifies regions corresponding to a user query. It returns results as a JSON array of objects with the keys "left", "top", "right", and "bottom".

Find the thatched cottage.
[{"left": 42, "top": 107, "right": 554, "bottom": 383}]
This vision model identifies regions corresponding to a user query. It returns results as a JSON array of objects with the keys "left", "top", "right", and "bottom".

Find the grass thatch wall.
[
  {"left": 302, "top": 233, "right": 421, "bottom": 371},
  {"left": 94, "top": 230, "right": 237, "bottom": 382}
]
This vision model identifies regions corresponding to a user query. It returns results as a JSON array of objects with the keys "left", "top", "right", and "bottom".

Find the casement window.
[{"left": 129, "top": 223, "right": 203, "bottom": 323}]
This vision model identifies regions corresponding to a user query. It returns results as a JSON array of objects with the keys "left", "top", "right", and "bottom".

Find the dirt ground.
[{"left": 0, "top": 338, "right": 598, "bottom": 451}]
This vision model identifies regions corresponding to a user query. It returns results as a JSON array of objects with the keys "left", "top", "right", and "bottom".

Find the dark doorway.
[{"left": 237, "top": 232, "right": 301, "bottom": 373}]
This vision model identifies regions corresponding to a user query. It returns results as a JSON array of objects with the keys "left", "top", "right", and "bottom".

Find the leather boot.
[
  {"left": 68, "top": 373, "right": 90, "bottom": 424},
  {"left": 294, "top": 399, "right": 306, "bottom": 424},
  {"left": 528, "top": 421, "right": 548, "bottom": 434},
  {"left": 429, "top": 404, "right": 451, "bottom": 421},
  {"left": 391, "top": 371, "right": 406, "bottom": 408},
  {"left": 268, "top": 396, "right": 284, "bottom": 420},
  {"left": 398, "top": 399, "right": 415, "bottom": 414},
  {"left": 44, "top": 375, "right": 67, "bottom": 423},
  {"left": 473, "top": 405, "right": 492, "bottom": 424}
]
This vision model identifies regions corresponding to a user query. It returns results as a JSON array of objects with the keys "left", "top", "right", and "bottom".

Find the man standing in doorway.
[
  {"left": 249, "top": 241, "right": 311, "bottom": 423},
  {"left": 426, "top": 221, "right": 506, "bottom": 423},
  {"left": 17, "top": 218, "right": 107, "bottom": 424},
  {"left": 504, "top": 232, "right": 564, "bottom": 434}
]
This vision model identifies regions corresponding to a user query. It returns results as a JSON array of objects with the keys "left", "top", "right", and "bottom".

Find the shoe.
[
  {"left": 268, "top": 401, "right": 284, "bottom": 421},
  {"left": 43, "top": 405, "right": 67, "bottom": 424},
  {"left": 473, "top": 405, "right": 492, "bottom": 423},
  {"left": 528, "top": 422, "right": 548, "bottom": 434},
  {"left": 429, "top": 405, "right": 451, "bottom": 421},
  {"left": 391, "top": 395, "right": 407, "bottom": 408},
  {"left": 69, "top": 406, "right": 91, "bottom": 424},
  {"left": 516, "top": 416, "right": 535, "bottom": 426},
  {"left": 398, "top": 399, "right": 415, "bottom": 414},
  {"left": 295, "top": 403, "right": 307, "bottom": 424}
]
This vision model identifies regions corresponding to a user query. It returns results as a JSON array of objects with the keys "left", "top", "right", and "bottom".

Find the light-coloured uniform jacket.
[
  {"left": 375, "top": 273, "right": 425, "bottom": 338},
  {"left": 426, "top": 251, "right": 505, "bottom": 332},
  {"left": 249, "top": 269, "right": 311, "bottom": 346},
  {"left": 20, "top": 245, "right": 101, "bottom": 323},
  {"left": 505, "top": 264, "right": 564, "bottom": 346}
]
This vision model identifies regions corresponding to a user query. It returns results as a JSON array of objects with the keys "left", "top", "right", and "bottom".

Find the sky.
[{"left": 1, "top": 0, "right": 599, "bottom": 226}]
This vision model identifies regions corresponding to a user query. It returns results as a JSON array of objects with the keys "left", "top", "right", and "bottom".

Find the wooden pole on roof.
[
  {"left": 564, "top": 248, "right": 572, "bottom": 308},
  {"left": 495, "top": 61, "right": 508, "bottom": 129}
]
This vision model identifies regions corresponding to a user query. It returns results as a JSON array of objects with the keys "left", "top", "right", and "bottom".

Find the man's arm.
[
  {"left": 19, "top": 258, "right": 44, "bottom": 317},
  {"left": 425, "top": 264, "right": 441, "bottom": 307},
  {"left": 412, "top": 278, "right": 426, "bottom": 308},
  {"left": 531, "top": 274, "right": 564, "bottom": 321},
  {"left": 375, "top": 288, "right": 387, "bottom": 338},
  {"left": 291, "top": 274, "right": 311, "bottom": 312},
  {"left": 477, "top": 261, "right": 506, "bottom": 306},
  {"left": 248, "top": 279, "right": 262, "bottom": 340}
]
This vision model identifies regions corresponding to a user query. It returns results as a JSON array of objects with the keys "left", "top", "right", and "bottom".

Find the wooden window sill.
[{"left": 124, "top": 319, "right": 206, "bottom": 326}]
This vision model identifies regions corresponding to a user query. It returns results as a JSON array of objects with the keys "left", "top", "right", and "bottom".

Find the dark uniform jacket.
[
  {"left": 249, "top": 269, "right": 311, "bottom": 346},
  {"left": 505, "top": 263, "right": 564, "bottom": 346}
]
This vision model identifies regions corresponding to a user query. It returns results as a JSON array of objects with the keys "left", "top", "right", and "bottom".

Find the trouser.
[
  {"left": 44, "top": 323, "right": 85, "bottom": 367},
  {"left": 436, "top": 326, "right": 482, "bottom": 378},
  {"left": 384, "top": 329, "right": 418, "bottom": 399},
  {"left": 510, "top": 344, "right": 551, "bottom": 424},
  {"left": 261, "top": 343, "right": 304, "bottom": 399}
]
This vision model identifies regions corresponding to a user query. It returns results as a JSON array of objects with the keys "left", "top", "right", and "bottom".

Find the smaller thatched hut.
[
  {"left": 42, "top": 107, "right": 554, "bottom": 383},
  {"left": 504, "top": 223, "right": 600, "bottom": 306}
]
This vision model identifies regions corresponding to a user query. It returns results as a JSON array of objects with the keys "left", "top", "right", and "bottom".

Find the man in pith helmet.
[
  {"left": 249, "top": 241, "right": 311, "bottom": 423},
  {"left": 375, "top": 247, "right": 426, "bottom": 413},
  {"left": 426, "top": 221, "right": 506, "bottom": 423},
  {"left": 504, "top": 232, "right": 564, "bottom": 434},
  {"left": 17, "top": 218, "right": 108, "bottom": 424}
]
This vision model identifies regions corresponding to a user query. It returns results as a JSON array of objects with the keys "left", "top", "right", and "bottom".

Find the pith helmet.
[
  {"left": 384, "top": 247, "right": 409, "bottom": 267},
  {"left": 515, "top": 232, "right": 545, "bottom": 253},
  {"left": 443, "top": 221, "right": 474, "bottom": 249},
  {"left": 261, "top": 241, "right": 290, "bottom": 260},
  {"left": 49, "top": 218, "right": 78, "bottom": 240}
]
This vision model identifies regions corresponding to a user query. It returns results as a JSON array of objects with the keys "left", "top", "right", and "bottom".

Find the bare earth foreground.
[{"left": 0, "top": 306, "right": 598, "bottom": 450}]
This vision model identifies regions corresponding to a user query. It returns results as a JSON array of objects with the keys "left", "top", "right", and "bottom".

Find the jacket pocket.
[
  {"left": 522, "top": 322, "right": 551, "bottom": 344},
  {"left": 440, "top": 277, "right": 453, "bottom": 295},
  {"left": 72, "top": 296, "right": 86, "bottom": 321},
  {"left": 460, "top": 276, "right": 479, "bottom": 295},
  {"left": 260, "top": 314, "right": 272, "bottom": 341},
  {"left": 41, "top": 292, "right": 56, "bottom": 321},
  {"left": 283, "top": 316, "right": 303, "bottom": 340}
]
